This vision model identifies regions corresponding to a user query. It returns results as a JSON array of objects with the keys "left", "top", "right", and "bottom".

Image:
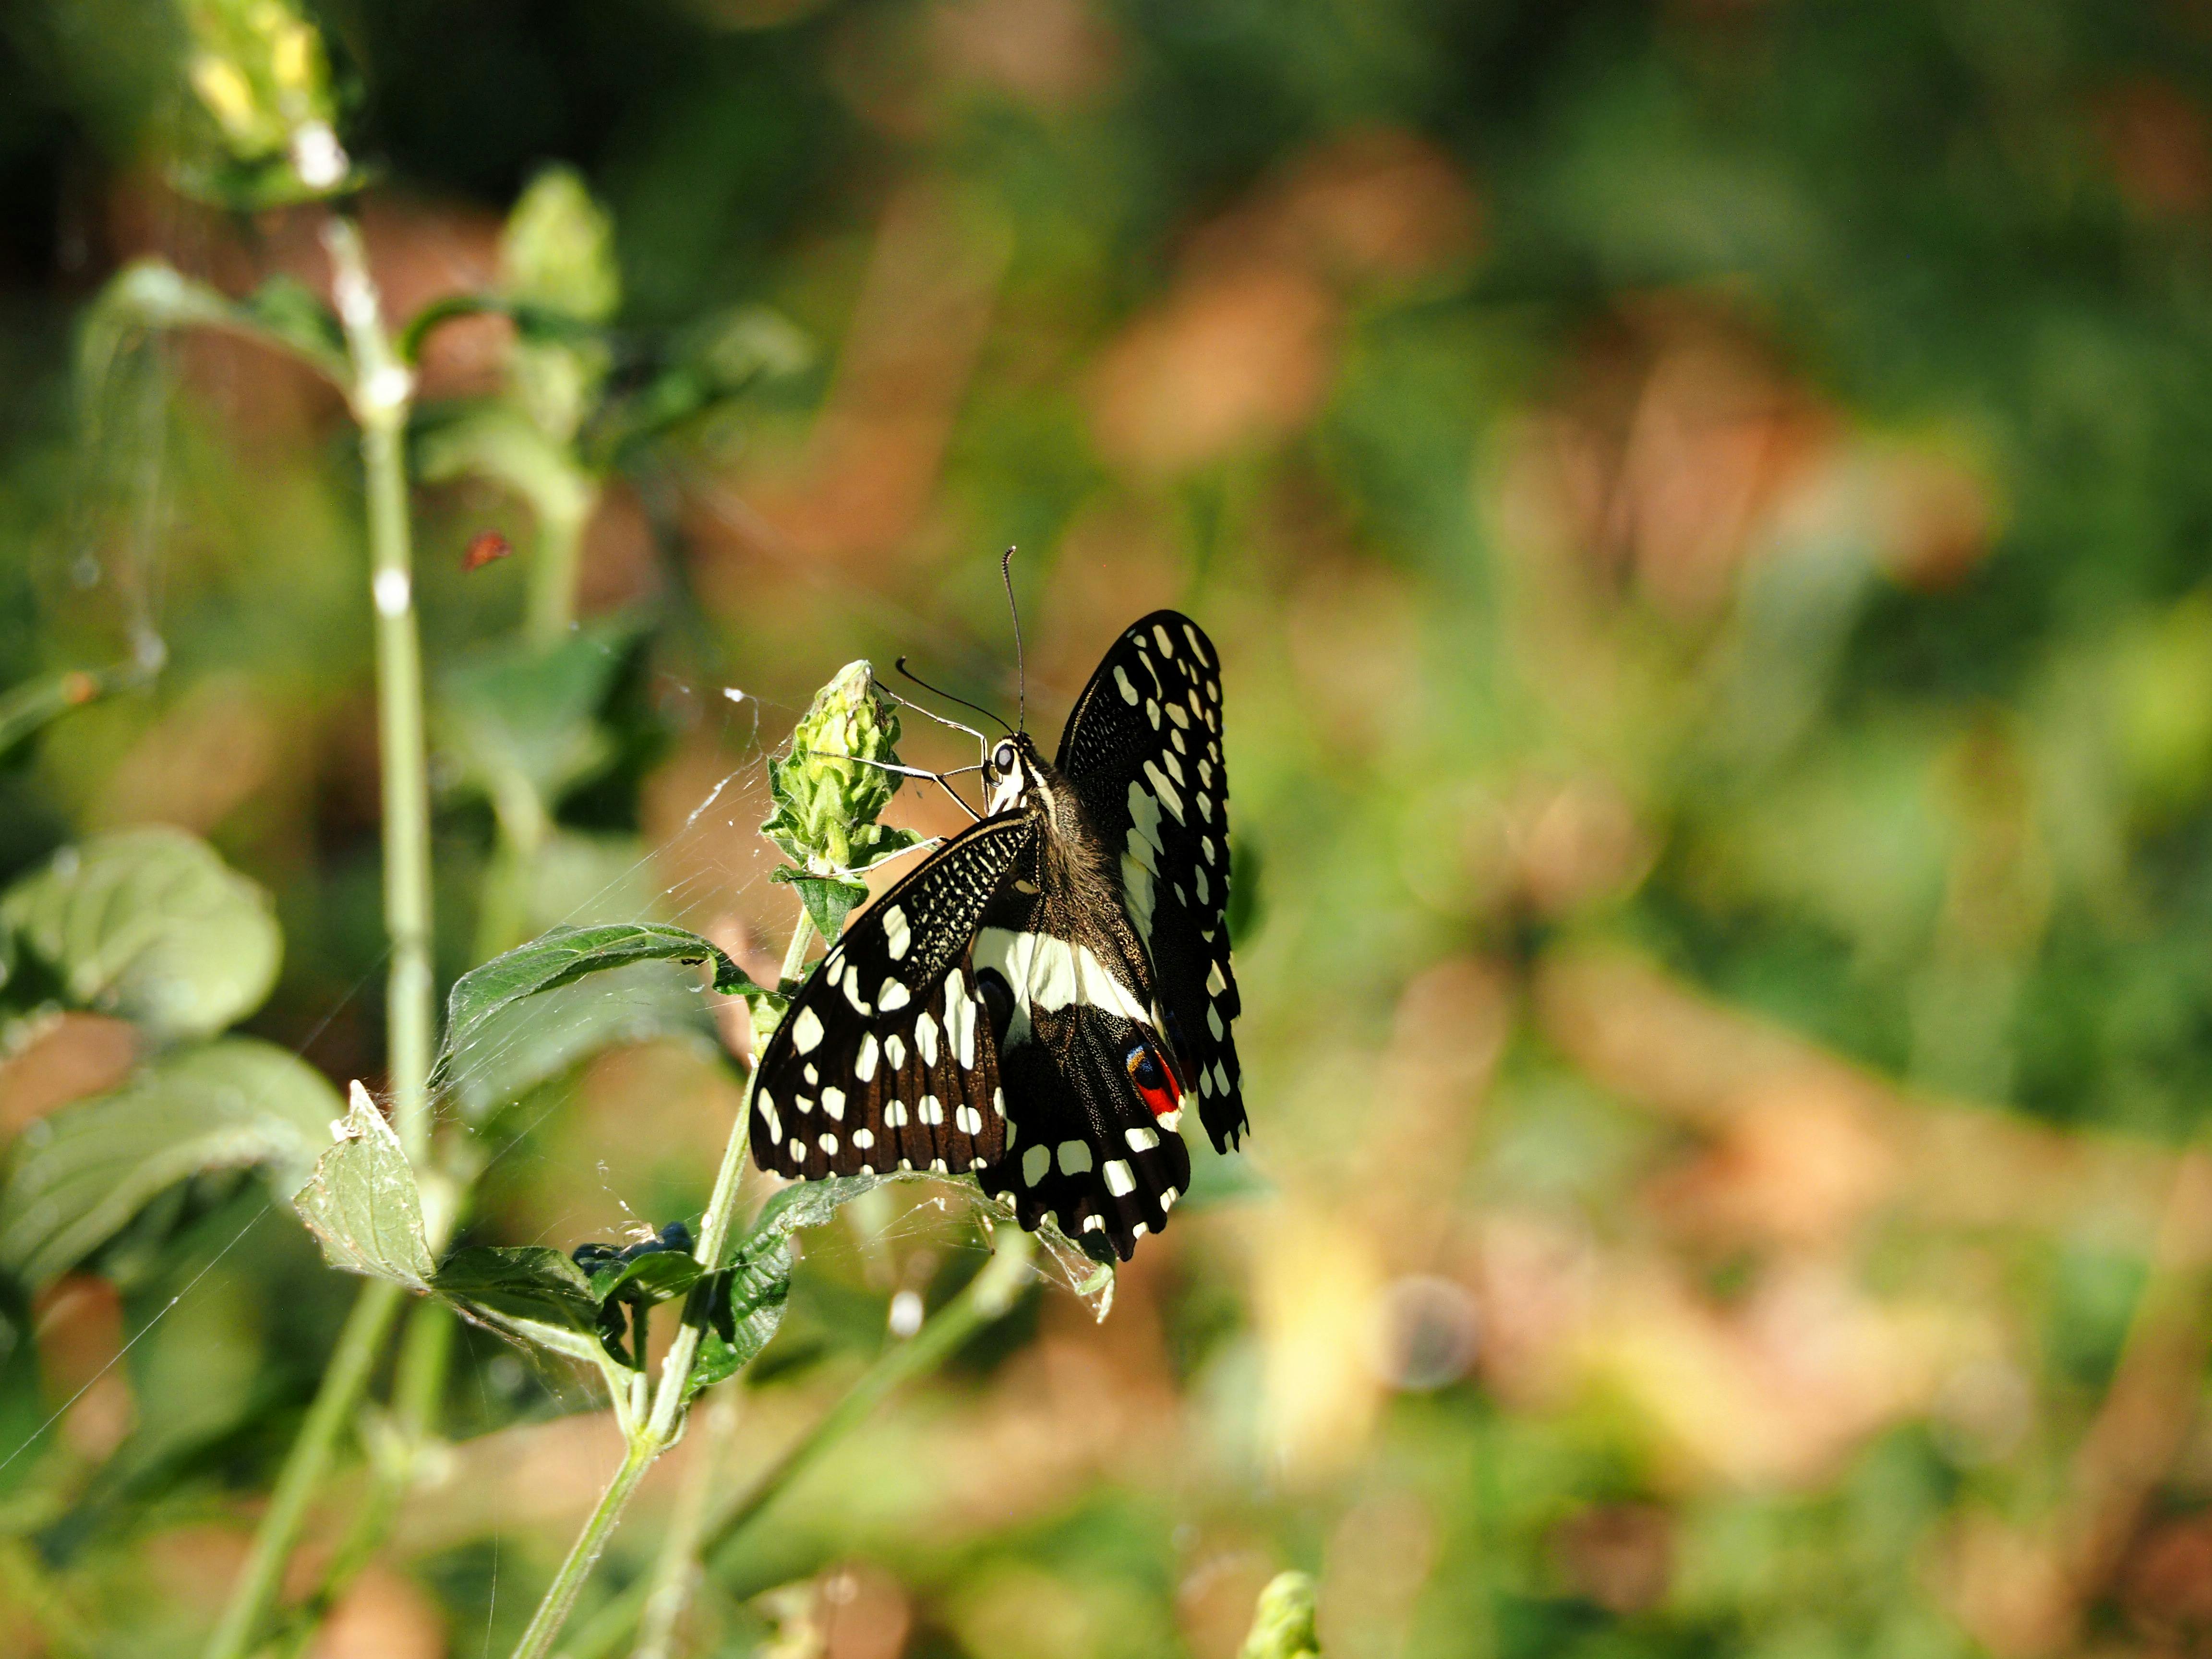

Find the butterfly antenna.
[
  {"left": 845, "top": 754, "right": 982, "bottom": 823},
  {"left": 880, "top": 685, "right": 990, "bottom": 749},
  {"left": 1000, "top": 545, "right": 1025, "bottom": 733},
  {"left": 895, "top": 657, "right": 1014, "bottom": 737}
]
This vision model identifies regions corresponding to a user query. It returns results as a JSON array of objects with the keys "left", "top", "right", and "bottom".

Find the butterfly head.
[{"left": 983, "top": 731, "right": 1049, "bottom": 817}]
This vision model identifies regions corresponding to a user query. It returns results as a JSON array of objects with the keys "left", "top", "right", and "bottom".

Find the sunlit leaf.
[
  {"left": 292, "top": 1082, "right": 433, "bottom": 1287},
  {"left": 0, "top": 1039, "right": 343, "bottom": 1289},
  {"left": 0, "top": 829, "right": 282, "bottom": 1042},
  {"left": 445, "top": 966, "right": 717, "bottom": 1127},
  {"left": 443, "top": 921, "right": 757, "bottom": 1063},
  {"left": 682, "top": 1234, "right": 792, "bottom": 1401},
  {"left": 79, "top": 259, "right": 349, "bottom": 394}
]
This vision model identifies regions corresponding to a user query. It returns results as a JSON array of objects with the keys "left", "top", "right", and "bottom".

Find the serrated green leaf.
[
  {"left": 682, "top": 1234, "right": 792, "bottom": 1401},
  {"left": 292, "top": 1082, "right": 433, "bottom": 1286},
  {"left": 0, "top": 1038, "right": 344, "bottom": 1289},
  {"left": 443, "top": 921, "right": 756, "bottom": 1063},
  {"left": 773, "top": 871, "right": 870, "bottom": 939},
  {"left": 0, "top": 829, "right": 283, "bottom": 1043}
]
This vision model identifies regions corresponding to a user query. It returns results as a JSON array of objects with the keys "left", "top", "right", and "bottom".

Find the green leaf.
[
  {"left": 432, "top": 615, "right": 639, "bottom": 812},
  {"left": 80, "top": 260, "right": 349, "bottom": 395},
  {"left": 0, "top": 1038, "right": 345, "bottom": 1289},
  {"left": 682, "top": 1235, "right": 793, "bottom": 1402},
  {"left": 445, "top": 962, "right": 718, "bottom": 1126},
  {"left": 443, "top": 921, "right": 756, "bottom": 1063},
  {"left": 743, "top": 1172, "right": 890, "bottom": 1254},
  {"left": 415, "top": 402, "right": 594, "bottom": 535},
  {"left": 772, "top": 871, "right": 870, "bottom": 940},
  {"left": 432, "top": 1245, "right": 600, "bottom": 1333},
  {"left": 241, "top": 276, "right": 347, "bottom": 374},
  {"left": 292, "top": 1082, "right": 434, "bottom": 1287},
  {"left": 671, "top": 1171, "right": 882, "bottom": 1397},
  {"left": 0, "top": 828, "right": 283, "bottom": 1042},
  {"left": 587, "top": 1248, "right": 703, "bottom": 1308}
]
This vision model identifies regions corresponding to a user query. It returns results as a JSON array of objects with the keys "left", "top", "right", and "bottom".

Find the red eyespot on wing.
[{"left": 1125, "top": 1037, "right": 1185, "bottom": 1120}]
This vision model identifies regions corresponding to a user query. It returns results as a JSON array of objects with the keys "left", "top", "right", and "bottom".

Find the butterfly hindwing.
[
  {"left": 968, "top": 890, "right": 1194, "bottom": 1261},
  {"left": 1056, "top": 610, "right": 1247, "bottom": 1151},
  {"left": 750, "top": 816, "right": 1034, "bottom": 1182},
  {"left": 976, "top": 997, "right": 1192, "bottom": 1260}
]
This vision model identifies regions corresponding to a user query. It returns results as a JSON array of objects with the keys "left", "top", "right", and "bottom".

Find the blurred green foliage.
[{"left": 10, "top": 0, "right": 2212, "bottom": 1655}]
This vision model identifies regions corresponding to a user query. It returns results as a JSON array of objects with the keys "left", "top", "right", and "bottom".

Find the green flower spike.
[
  {"left": 761, "top": 661, "right": 921, "bottom": 945},
  {"left": 1238, "top": 1572, "right": 1321, "bottom": 1659}
]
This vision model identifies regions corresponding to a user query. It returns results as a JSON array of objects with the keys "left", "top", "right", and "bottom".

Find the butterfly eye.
[{"left": 994, "top": 742, "right": 1018, "bottom": 773}]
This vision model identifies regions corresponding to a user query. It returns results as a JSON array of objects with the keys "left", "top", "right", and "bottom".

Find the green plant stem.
[
  {"left": 201, "top": 1277, "right": 407, "bottom": 1659},
  {"left": 553, "top": 1224, "right": 1036, "bottom": 1659},
  {"left": 514, "top": 912, "right": 819, "bottom": 1658},
  {"left": 525, "top": 489, "right": 596, "bottom": 647},
  {"left": 271, "top": 1300, "right": 457, "bottom": 1655},
  {"left": 631, "top": 1388, "right": 741, "bottom": 1659},
  {"left": 325, "top": 213, "right": 435, "bottom": 1165},
  {"left": 700, "top": 1224, "right": 1034, "bottom": 1569},
  {"left": 511, "top": 1440, "right": 658, "bottom": 1659},
  {"left": 203, "top": 214, "right": 434, "bottom": 1659}
]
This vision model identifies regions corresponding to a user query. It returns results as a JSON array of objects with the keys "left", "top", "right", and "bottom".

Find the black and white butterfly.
[{"left": 747, "top": 610, "right": 1245, "bottom": 1262}]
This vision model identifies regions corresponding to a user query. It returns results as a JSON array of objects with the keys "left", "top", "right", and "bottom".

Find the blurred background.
[{"left": 10, "top": 0, "right": 2212, "bottom": 1655}]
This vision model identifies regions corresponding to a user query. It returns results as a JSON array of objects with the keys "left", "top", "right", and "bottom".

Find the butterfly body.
[{"left": 748, "top": 610, "right": 1244, "bottom": 1261}]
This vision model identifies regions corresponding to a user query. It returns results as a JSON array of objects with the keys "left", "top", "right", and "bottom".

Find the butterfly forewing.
[
  {"left": 750, "top": 816, "right": 1034, "bottom": 1182},
  {"left": 1057, "top": 611, "right": 1247, "bottom": 1151}
]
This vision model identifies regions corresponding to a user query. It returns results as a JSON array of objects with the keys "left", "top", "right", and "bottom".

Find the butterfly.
[{"left": 746, "top": 610, "right": 1246, "bottom": 1262}]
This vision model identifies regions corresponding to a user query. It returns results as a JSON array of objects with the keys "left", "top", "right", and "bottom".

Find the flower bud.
[
  {"left": 760, "top": 661, "right": 917, "bottom": 877},
  {"left": 502, "top": 167, "right": 621, "bottom": 325},
  {"left": 177, "top": 0, "right": 348, "bottom": 203},
  {"left": 501, "top": 167, "right": 620, "bottom": 443},
  {"left": 1237, "top": 1572, "right": 1320, "bottom": 1659}
]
